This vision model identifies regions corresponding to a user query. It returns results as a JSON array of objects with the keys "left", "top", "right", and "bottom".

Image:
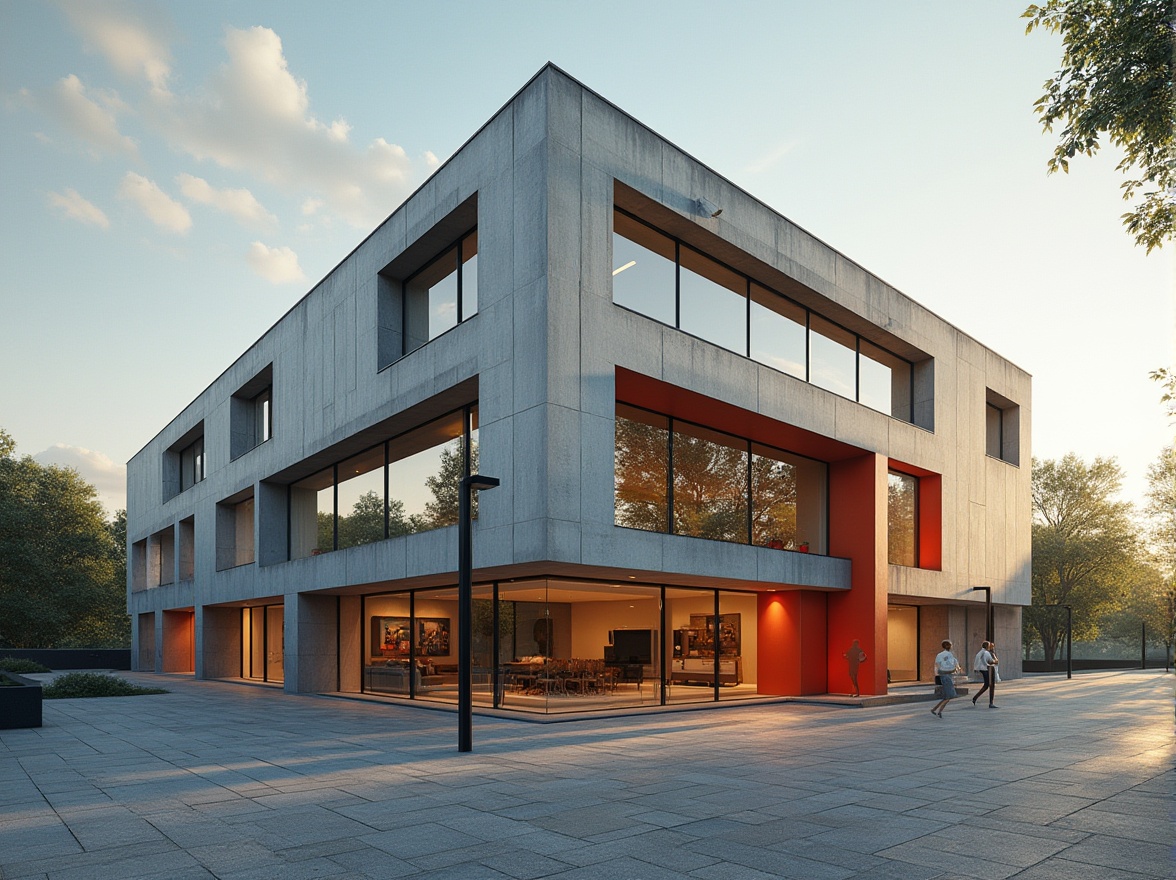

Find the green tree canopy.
[
  {"left": 1026, "top": 454, "right": 1138, "bottom": 662},
  {"left": 0, "top": 429, "right": 128, "bottom": 648},
  {"left": 1024, "top": 0, "right": 1175, "bottom": 251}
]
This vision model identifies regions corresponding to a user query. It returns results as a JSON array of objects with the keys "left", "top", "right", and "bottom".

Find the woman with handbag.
[
  {"left": 930, "top": 639, "right": 962, "bottom": 717},
  {"left": 971, "top": 640, "right": 998, "bottom": 708}
]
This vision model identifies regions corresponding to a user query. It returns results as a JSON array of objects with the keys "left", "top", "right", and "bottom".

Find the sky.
[{"left": 0, "top": 0, "right": 1171, "bottom": 518}]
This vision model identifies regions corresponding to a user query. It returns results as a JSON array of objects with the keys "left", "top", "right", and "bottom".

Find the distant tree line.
[{"left": 0, "top": 429, "right": 129, "bottom": 649}]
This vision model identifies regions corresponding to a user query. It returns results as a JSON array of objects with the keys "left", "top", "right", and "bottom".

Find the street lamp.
[
  {"left": 458, "top": 473, "right": 499, "bottom": 753},
  {"left": 970, "top": 586, "right": 993, "bottom": 643},
  {"left": 1042, "top": 603, "right": 1073, "bottom": 679}
]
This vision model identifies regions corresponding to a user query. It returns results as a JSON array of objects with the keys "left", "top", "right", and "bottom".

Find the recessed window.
[
  {"left": 615, "top": 402, "right": 828, "bottom": 553},
  {"left": 289, "top": 404, "right": 479, "bottom": 560},
  {"left": 216, "top": 490, "right": 255, "bottom": 571},
  {"left": 888, "top": 470, "right": 918, "bottom": 567},
  {"left": 230, "top": 365, "right": 273, "bottom": 460},
  {"left": 985, "top": 390, "right": 1020, "bottom": 465},
  {"left": 180, "top": 436, "right": 205, "bottom": 491},
  {"left": 612, "top": 206, "right": 920, "bottom": 424},
  {"left": 404, "top": 230, "right": 478, "bottom": 355}
]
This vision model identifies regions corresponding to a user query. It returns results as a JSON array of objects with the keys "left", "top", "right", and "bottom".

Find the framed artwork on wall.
[
  {"left": 688, "top": 613, "right": 741, "bottom": 656},
  {"left": 418, "top": 618, "right": 451, "bottom": 656},
  {"left": 372, "top": 617, "right": 452, "bottom": 658},
  {"left": 374, "top": 617, "right": 412, "bottom": 657}
]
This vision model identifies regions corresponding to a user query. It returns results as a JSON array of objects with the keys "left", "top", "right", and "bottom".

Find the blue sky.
[{"left": 0, "top": 0, "right": 1170, "bottom": 515}]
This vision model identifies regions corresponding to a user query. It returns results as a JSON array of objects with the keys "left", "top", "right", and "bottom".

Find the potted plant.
[{"left": 0, "top": 670, "right": 43, "bottom": 729}]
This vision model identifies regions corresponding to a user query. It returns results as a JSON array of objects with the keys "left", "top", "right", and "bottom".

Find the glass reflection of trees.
[
  {"left": 888, "top": 471, "right": 917, "bottom": 566},
  {"left": 615, "top": 403, "right": 818, "bottom": 551},
  {"left": 294, "top": 406, "right": 478, "bottom": 558}
]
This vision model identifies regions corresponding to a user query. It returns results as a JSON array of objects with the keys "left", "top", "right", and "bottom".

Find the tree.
[
  {"left": 1139, "top": 446, "right": 1176, "bottom": 663},
  {"left": 1025, "top": 454, "right": 1138, "bottom": 665},
  {"left": 338, "top": 490, "right": 386, "bottom": 548},
  {"left": 0, "top": 430, "right": 128, "bottom": 648},
  {"left": 1024, "top": 0, "right": 1175, "bottom": 251}
]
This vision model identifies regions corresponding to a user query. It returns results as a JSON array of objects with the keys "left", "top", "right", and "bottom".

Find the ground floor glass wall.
[
  {"left": 351, "top": 578, "right": 768, "bottom": 714},
  {"left": 241, "top": 604, "right": 284, "bottom": 683}
]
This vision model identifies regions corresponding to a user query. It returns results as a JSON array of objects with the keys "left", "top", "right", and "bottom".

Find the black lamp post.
[
  {"left": 458, "top": 473, "right": 499, "bottom": 753},
  {"left": 971, "top": 586, "right": 993, "bottom": 643},
  {"left": 1042, "top": 603, "right": 1073, "bottom": 679}
]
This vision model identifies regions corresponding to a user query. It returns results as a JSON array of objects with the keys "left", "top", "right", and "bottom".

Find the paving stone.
[{"left": 0, "top": 670, "right": 1169, "bottom": 880}]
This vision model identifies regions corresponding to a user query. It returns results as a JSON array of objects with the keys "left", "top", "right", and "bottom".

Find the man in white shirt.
[{"left": 972, "top": 640, "right": 998, "bottom": 707}]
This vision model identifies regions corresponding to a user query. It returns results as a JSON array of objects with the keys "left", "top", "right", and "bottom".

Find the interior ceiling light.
[{"left": 612, "top": 260, "right": 636, "bottom": 277}]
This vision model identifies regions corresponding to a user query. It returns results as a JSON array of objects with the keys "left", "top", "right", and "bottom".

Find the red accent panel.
[
  {"left": 827, "top": 453, "right": 888, "bottom": 696},
  {"left": 758, "top": 591, "right": 827, "bottom": 695},
  {"left": 918, "top": 474, "right": 942, "bottom": 570}
]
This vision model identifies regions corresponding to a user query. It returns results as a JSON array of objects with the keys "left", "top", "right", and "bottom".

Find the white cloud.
[
  {"left": 301, "top": 198, "right": 324, "bottom": 216},
  {"left": 177, "top": 173, "right": 276, "bottom": 229},
  {"left": 47, "top": 188, "right": 110, "bottom": 229},
  {"left": 33, "top": 444, "right": 127, "bottom": 515},
  {"left": 119, "top": 172, "right": 191, "bottom": 233},
  {"left": 61, "top": 0, "right": 173, "bottom": 96},
  {"left": 424, "top": 150, "right": 441, "bottom": 168},
  {"left": 160, "top": 26, "right": 415, "bottom": 227},
  {"left": 247, "top": 241, "right": 305, "bottom": 284},
  {"left": 47, "top": 74, "right": 137, "bottom": 156}
]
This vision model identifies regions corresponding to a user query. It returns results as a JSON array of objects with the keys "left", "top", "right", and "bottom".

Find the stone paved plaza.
[{"left": 1, "top": 669, "right": 1171, "bottom": 879}]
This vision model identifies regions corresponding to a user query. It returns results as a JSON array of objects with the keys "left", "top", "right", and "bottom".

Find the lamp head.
[
  {"left": 696, "top": 197, "right": 722, "bottom": 218},
  {"left": 465, "top": 474, "right": 500, "bottom": 492}
]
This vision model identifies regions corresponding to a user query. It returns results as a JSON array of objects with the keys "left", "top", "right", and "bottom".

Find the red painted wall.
[
  {"left": 918, "top": 474, "right": 942, "bottom": 570},
  {"left": 758, "top": 590, "right": 827, "bottom": 695},
  {"left": 827, "top": 453, "right": 888, "bottom": 695}
]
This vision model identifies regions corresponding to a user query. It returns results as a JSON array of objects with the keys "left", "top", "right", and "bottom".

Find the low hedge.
[
  {"left": 0, "top": 657, "right": 51, "bottom": 674},
  {"left": 42, "top": 673, "right": 168, "bottom": 699}
]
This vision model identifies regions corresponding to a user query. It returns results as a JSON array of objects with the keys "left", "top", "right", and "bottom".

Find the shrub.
[
  {"left": 0, "top": 657, "right": 51, "bottom": 673},
  {"left": 42, "top": 673, "right": 168, "bottom": 699}
]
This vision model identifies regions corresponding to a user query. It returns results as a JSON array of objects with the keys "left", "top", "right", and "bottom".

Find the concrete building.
[{"left": 127, "top": 65, "right": 1031, "bottom": 714}]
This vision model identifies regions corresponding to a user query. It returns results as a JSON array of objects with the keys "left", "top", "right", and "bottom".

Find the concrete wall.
[{"left": 126, "top": 65, "right": 1031, "bottom": 689}]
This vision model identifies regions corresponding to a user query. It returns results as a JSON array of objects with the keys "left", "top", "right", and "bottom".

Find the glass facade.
[
  {"left": 615, "top": 403, "right": 828, "bottom": 554},
  {"left": 290, "top": 405, "right": 477, "bottom": 559},
  {"left": 613, "top": 208, "right": 915, "bottom": 421},
  {"left": 352, "top": 578, "right": 766, "bottom": 714}
]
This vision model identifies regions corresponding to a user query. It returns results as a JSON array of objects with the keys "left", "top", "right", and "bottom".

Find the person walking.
[
  {"left": 972, "top": 640, "right": 998, "bottom": 707},
  {"left": 930, "top": 639, "right": 961, "bottom": 717}
]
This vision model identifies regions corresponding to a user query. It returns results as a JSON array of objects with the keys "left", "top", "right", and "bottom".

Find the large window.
[
  {"left": 179, "top": 436, "right": 205, "bottom": 491},
  {"left": 290, "top": 405, "right": 478, "bottom": 559},
  {"left": 613, "top": 208, "right": 916, "bottom": 421},
  {"left": 888, "top": 470, "right": 917, "bottom": 567},
  {"left": 351, "top": 579, "right": 767, "bottom": 714},
  {"left": 615, "top": 403, "right": 827, "bottom": 553},
  {"left": 404, "top": 230, "right": 478, "bottom": 355}
]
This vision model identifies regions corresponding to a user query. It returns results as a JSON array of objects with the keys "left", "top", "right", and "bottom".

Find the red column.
[
  {"left": 827, "top": 452, "right": 888, "bottom": 696},
  {"left": 758, "top": 590, "right": 827, "bottom": 695}
]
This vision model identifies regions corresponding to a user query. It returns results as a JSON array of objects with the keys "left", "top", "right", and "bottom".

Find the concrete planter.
[{"left": 0, "top": 671, "right": 43, "bottom": 729}]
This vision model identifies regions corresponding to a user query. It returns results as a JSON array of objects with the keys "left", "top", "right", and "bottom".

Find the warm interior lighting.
[{"left": 612, "top": 260, "right": 636, "bottom": 277}]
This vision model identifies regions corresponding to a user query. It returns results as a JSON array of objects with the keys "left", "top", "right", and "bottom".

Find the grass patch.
[
  {"left": 43, "top": 673, "right": 168, "bottom": 699},
  {"left": 0, "top": 657, "right": 51, "bottom": 674}
]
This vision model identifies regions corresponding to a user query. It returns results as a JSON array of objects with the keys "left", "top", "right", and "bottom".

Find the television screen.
[{"left": 611, "top": 629, "right": 652, "bottom": 665}]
